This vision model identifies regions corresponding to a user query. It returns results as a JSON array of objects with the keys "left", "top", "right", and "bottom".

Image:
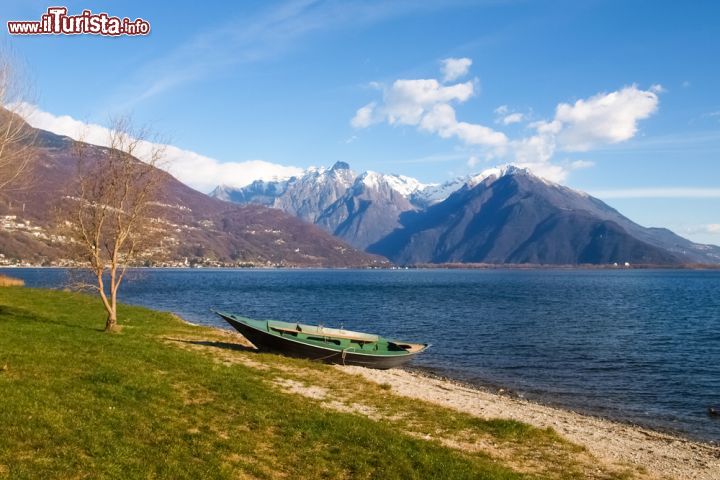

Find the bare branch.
[
  {"left": 63, "top": 115, "right": 168, "bottom": 331},
  {"left": 0, "top": 50, "right": 36, "bottom": 192}
]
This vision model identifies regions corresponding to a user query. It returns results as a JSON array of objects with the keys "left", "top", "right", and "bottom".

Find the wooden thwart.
[{"left": 269, "top": 324, "right": 379, "bottom": 343}]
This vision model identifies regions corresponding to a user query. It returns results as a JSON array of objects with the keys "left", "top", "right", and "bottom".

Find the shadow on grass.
[
  {"left": 0, "top": 305, "right": 103, "bottom": 332},
  {"left": 166, "top": 338, "right": 258, "bottom": 353}
]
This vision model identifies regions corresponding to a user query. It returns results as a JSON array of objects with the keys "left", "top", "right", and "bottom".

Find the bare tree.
[
  {"left": 68, "top": 117, "right": 167, "bottom": 332},
  {"left": 0, "top": 51, "right": 36, "bottom": 191}
]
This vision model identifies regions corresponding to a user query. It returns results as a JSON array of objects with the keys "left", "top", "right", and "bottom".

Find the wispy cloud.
[
  {"left": 120, "top": 0, "right": 475, "bottom": 105},
  {"left": 590, "top": 188, "right": 720, "bottom": 199},
  {"left": 586, "top": 130, "right": 720, "bottom": 155},
  {"left": 702, "top": 110, "right": 720, "bottom": 122}
]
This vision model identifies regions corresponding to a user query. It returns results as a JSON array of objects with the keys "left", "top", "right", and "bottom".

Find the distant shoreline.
[
  {"left": 2, "top": 263, "right": 720, "bottom": 270},
  {"left": 402, "top": 262, "right": 720, "bottom": 270}
]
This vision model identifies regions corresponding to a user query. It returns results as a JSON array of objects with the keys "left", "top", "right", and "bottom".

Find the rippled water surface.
[{"left": 4, "top": 268, "right": 719, "bottom": 442}]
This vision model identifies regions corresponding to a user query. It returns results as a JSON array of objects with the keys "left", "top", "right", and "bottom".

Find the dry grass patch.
[{"left": 0, "top": 275, "right": 23, "bottom": 287}]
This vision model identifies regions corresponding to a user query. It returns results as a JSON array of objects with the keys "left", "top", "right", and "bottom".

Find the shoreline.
[
  {"left": 195, "top": 317, "right": 720, "bottom": 446},
  {"left": 186, "top": 317, "right": 720, "bottom": 479},
  {"left": 338, "top": 365, "right": 720, "bottom": 480},
  {"left": 205, "top": 315, "right": 719, "bottom": 447},
  {"left": 405, "top": 364, "right": 719, "bottom": 446}
]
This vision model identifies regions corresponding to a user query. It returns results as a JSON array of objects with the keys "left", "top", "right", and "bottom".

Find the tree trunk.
[
  {"left": 105, "top": 283, "right": 118, "bottom": 332},
  {"left": 105, "top": 308, "right": 117, "bottom": 332},
  {"left": 103, "top": 266, "right": 120, "bottom": 332}
]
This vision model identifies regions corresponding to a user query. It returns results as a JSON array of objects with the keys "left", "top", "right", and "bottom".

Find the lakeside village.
[{"left": 0, "top": 213, "right": 274, "bottom": 269}]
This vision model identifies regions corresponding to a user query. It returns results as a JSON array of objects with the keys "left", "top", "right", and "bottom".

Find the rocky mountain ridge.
[{"left": 211, "top": 163, "right": 720, "bottom": 265}]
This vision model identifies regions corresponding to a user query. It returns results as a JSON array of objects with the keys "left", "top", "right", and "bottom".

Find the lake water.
[{"left": 3, "top": 267, "right": 719, "bottom": 443}]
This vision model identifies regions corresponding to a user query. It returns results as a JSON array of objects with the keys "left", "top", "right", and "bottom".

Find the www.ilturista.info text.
[{"left": 7, "top": 7, "right": 150, "bottom": 36}]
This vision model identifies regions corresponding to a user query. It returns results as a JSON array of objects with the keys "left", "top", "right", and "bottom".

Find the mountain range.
[
  {"left": 211, "top": 164, "right": 720, "bottom": 265},
  {"left": 2, "top": 111, "right": 717, "bottom": 268},
  {"left": 211, "top": 161, "right": 447, "bottom": 249},
  {"left": 0, "top": 120, "right": 386, "bottom": 268}
]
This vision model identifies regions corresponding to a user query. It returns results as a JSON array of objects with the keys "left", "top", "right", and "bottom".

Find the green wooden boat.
[{"left": 215, "top": 312, "right": 429, "bottom": 369}]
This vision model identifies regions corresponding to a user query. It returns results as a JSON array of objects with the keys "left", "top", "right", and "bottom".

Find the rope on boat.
[
  {"left": 314, "top": 350, "right": 343, "bottom": 362},
  {"left": 314, "top": 348, "right": 350, "bottom": 364}
]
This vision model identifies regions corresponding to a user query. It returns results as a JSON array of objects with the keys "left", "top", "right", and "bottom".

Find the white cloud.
[
  {"left": 351, "top": 102, "right": 376, "bottom": 128},
  {"left": 589, "top": 188, "right": 720, "bottom": 199},
  {"left": 440, "top": 57, "right": 472, "bottom": 82},
  {"left": 453, "top": 120, "right": 507, "bottom": 146},
  {"left": 554, "top": 85, "right": 660, "bottom": 151},
  {"left": 513, "top": 162, "right": 570, "bottom": 183},
  {"left": 166, "top": 155, "right": 304, "bottom": 192},
  {"left": 569, "top": 159, "right": 595, "bottom": 170},
  {"left": 499, "top": 112, "right": 525, "bottom": 125},
  {"left": 649, "top": 84, "right": 665, "bottom": 94},
  {"left": 384, "top": 79, "right": 474, "bottom": 125},
  {"left": 507, "top": 126, "right": 567, "bottom": 181},
  {"left": 510, "top": 133, "right": 555, "bottom": 165},
  {"left": 493, "top": 105, "right": 526, "bottom": 125},
  {"left": 17, "top": 103, "right": 303, "bottom": 193},
  {"left": 352, "top": 59, "right": 662, "bottom": 184},
  {"left": 419, "top": 103, "right": 507, "bottom": 146},
  {"left": 18, "top": 105, "right": 116, "bottom": 150},
  {"left": 505, "top": 85, "right": 660, "bottom": 181},
  {"left": 351, "top": 70, "right": 507, "bottom": 148},
  {"left": 494, "top": 105, "right": 509, "bottom": 115}
]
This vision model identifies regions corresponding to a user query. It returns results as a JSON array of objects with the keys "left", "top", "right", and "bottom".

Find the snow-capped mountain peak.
[
  {"left": 359, "top": 171, "right": 428, "bottom": 196},
  {"left": 410, "top": 177, "right": 466, "bottom": 207},
  {"left": 466, "top": 164, "right": 531, "bottom": 187}
]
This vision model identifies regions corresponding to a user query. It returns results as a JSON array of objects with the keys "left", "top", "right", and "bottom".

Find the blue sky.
[{"left": 3, "top": 0, "right": 719, "bottom": 243}]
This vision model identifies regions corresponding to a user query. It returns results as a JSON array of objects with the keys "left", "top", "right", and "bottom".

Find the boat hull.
[{"left": 219, "top": 314, "right": 425, "bottom": 369}]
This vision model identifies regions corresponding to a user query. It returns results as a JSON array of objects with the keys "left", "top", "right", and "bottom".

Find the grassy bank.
[{"left": 0, "top": 288, "right": 632, "bottom": 479}]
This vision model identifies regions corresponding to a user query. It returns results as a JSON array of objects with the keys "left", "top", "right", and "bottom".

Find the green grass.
[{"left": 0, "top": 287, "right": 632, "bottom": 479}]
